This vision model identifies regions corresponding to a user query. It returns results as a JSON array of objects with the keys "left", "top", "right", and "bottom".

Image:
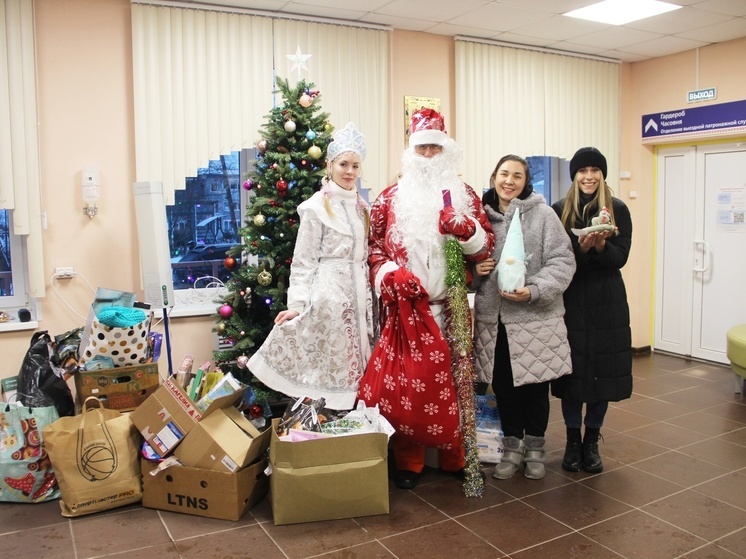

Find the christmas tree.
[{"left": 212, "top": 77, "right": 332, "bottom": 408}]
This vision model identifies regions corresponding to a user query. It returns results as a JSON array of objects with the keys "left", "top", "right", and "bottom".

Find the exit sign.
[{"left": 687, "top": 88, "right": 716, "bottom": 103}]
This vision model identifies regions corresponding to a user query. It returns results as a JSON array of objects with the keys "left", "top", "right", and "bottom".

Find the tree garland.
[{"left": 443, "top": 238, "right": 484, "bottom": 497}]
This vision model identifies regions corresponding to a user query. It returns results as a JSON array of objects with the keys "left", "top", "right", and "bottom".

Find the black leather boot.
[
  {"left": 582, "top": 427, "right": 603, "bottom": 473},
  {"left": 562, "top": 427, "right": 582, "bottom": 472}
]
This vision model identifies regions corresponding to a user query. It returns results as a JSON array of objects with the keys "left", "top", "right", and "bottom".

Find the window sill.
[
  {"left": 0, "top": 319, "right": 39, "bottom": 333},
  {"left": 168, "top": 287, "right": 226, "bottom": 318}
]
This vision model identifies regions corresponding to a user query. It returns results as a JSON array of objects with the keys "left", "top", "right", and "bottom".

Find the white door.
[{"left": 655, "top": 142, "right": 746, "bottom": 364}]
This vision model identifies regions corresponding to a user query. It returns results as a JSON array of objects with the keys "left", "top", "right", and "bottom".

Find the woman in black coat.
[{"left": 551, "top": 147, "right": 632, "bottom": 474}]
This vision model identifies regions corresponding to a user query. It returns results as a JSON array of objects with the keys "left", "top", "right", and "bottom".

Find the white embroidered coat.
[{"left": 248, "top": 181, "right": 374, "bottom": 410}]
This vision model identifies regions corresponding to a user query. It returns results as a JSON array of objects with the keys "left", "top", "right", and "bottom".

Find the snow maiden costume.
[{"left": 248, "top": 123, "right": 374, "bottom": 410}]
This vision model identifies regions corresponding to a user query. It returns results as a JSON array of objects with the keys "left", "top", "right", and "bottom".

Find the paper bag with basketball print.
[{"left": 42, "top": 397, "right": 142, "bottom": 517}]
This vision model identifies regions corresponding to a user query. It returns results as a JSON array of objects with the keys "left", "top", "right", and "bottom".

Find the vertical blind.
[
  {"left": 455, "top": 38, "right": 621, "bottom": 192},
  {"left": 131, "top": 3, "right": 389, "bottom": 204},
  {"left": 131, "top": 3, "right": 275, "bottom": 205},
  {"left": 0, "top": 0, "right": 44, "bottom": 296}
]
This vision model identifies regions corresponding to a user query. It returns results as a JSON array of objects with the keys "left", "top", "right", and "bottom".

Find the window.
[
  {"left": 527, "top": 156, "right": 571, "bottom": 205},
  {"left": 168, "top": 151, "right": 243, "bottom": 294},
  {"left": 0, "top": 210, "right": 31, "bottom": 309}
]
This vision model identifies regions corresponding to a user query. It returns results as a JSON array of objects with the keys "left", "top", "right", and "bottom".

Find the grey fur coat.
[{"left": 472, "top": 192, "right": 576, "bottom": 386}]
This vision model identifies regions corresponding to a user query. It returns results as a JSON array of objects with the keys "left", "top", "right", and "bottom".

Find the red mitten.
[{"left": 439, "top": 206, "right": 476, "bottom": 241}]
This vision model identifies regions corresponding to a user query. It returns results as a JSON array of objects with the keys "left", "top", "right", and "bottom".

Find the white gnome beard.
[{"left": 497, "top": 256, "right": 526, "bottom": 292}]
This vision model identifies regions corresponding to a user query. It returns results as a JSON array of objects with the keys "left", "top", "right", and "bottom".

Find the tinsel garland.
[{"left": 443, "top": 238, "right": 484, "bottom": 498}]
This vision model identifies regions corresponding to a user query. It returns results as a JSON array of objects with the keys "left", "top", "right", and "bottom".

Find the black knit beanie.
[{"left": 569, "top": 147, "right": 607, "bottom": 180}]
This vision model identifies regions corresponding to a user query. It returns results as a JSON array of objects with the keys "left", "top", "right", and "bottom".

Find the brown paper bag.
[{"left": 42, "top": 397, "right": 142, "bottom": 517}]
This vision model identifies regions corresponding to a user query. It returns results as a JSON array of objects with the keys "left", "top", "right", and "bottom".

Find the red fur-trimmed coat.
[{"left": 368, "top": 182, "right": 494, "bottom": 309}]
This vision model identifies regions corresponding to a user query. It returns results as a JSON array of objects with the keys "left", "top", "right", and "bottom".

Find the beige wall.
[
  {"left": 388, "top": 30, "right": 455, "bottom": 183},
  {"left": 1, "top": 0, "right": 745, "bottom": 384}
]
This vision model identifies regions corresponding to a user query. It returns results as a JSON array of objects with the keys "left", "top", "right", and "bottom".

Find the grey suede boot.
[
  {"left": 562, "top": 427, "right": 583, "bottom": 472},
  {"left": 492, "top": 436, "right": 524, "bottom": 479},
  {"left": 523, "top": 435, "right": 546, "bottom": 479},
  {"left": 583, "top": 428, "right": 603, "bottom": 473}
]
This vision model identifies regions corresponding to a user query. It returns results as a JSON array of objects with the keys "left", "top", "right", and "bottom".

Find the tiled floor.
[{"left": 2, "top": 352, "right": 745, "bottom": 559}]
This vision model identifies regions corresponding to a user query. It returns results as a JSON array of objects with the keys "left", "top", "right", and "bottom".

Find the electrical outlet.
[{"left": 54, "top": 266, "right": 75, "bottom": 279}]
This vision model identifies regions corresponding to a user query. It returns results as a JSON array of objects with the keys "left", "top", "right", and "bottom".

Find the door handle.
[{"left": 693, "top": 240, "right": 709, "bottom": 273}]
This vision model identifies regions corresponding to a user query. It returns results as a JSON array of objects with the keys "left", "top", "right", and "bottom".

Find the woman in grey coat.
[{"left": 472, "top": 154, "right": 576, "bottom": 480}]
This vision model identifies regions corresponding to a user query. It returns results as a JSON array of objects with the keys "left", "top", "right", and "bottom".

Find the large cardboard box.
[
  {"left": 141, "top": 457, "right": 268, "bottom": 521},
  {"left": 269, "top": 418, "right": 389, "bottom": 525},
  {"left": 175, "top": 406, "right": 271, "bottom": 473},
  {"left": 74, "top": 363, "right": 160, "bottom": 411},
  {"left": 130, "top": 376, "right": 246, "bottom": 458}
]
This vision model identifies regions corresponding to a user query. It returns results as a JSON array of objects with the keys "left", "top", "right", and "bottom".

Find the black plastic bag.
[{"left": 17, "top": 331, "right": 75, "bottom": 417}]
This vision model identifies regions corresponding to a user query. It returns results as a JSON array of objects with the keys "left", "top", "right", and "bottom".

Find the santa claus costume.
[{"left": 359, "top": 109, "right": 494, "bottom": 489}]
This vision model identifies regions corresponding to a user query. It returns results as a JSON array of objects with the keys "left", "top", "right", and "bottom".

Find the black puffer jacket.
[{"left": 550, "top": 196, "right": 633, "bottom": 403}]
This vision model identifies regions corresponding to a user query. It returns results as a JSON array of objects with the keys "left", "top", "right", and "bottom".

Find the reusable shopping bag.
[
  {"left": 0, "top": 402, "right": 60, "bottom": 503},
  {"left": 43, "top": 397, "right": 142, "bottom": 517}
]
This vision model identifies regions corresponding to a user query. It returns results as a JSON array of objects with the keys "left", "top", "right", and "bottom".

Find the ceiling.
[{"left": 179, "top": 0, "right": 746, "bottom": 62}]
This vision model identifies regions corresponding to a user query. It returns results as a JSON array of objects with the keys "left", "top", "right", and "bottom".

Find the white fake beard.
[{"left": 391, "top": 141, "right": 473, "bottom": 268}]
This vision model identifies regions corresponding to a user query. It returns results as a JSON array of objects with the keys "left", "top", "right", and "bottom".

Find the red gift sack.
[{"left": 358, "top": 268, "right": 460, "bottom": 448}]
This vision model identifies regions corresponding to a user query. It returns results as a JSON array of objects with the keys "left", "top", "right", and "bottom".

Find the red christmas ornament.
[
  {"left": 249, "top": 404, "right": 264, "bottom": 419},
  {"left": 224, "top": 257, "right": 237, "bottom": 270},
  {"left": 286, "top": 258, "right": 293, "bottom": 265},
  {"left": 276, "top": 179, "right": 288, "bottom": 191},
  {"left": 219, "top": 304, "right": 233, "bottom": 318}
]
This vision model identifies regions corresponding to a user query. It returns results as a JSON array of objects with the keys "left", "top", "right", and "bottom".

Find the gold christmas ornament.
[
  {"left": 253, "top": 213, "right": 266, "bottom": 226},
  {"left": 307, "top": 145, "right": 322, "bottom": 159},
  {"left": 257, "top": 270, "right": 273, "bottom": 286}
]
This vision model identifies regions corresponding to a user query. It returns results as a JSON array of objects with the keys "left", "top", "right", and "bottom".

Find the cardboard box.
[
  {"left": 269, "top": 418, "right": 389, "bottom": 525},
  {"left": 74, "top": 363, "right": 160, "bottom": 411},
  {"left": 175, "top": 406, "right": 271, "bottom": 473},
  {"left": 141, "top": 457, "right": 268, "bottom": 521},
  {"left": 130, "top": 376, "right": 246, "bottom": 458}
]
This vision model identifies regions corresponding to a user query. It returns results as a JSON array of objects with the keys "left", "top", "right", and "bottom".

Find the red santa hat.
[{"left": 408, "top": 108, "right": 448, "bottom": 147}]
